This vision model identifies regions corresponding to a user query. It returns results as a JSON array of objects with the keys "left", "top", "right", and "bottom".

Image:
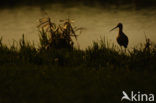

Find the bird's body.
[
  {"left": 110, "top": 23, "right": 129, "bottom": 48},
  {"left": 117, "top": 30, "right": 128, "bottom": 48}
]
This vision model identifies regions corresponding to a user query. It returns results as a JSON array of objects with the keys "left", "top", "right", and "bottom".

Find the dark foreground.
[
  {"left": 0, "top": 65, "right": 155, "bottom": 103},
  {"left": 0, "top": 35, "right": 156, "bottom": 102}
]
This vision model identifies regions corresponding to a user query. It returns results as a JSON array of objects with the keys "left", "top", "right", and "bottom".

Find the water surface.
[{"left": 0, "top": 5, "right": 156, "bottom": 49}]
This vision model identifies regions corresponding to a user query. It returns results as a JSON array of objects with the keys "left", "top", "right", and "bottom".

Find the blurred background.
[{"left": 0, "top": 0, "right": 156, "bottom": 49}]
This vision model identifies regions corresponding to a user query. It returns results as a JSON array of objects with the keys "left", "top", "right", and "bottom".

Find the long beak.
[{"left": 110, "top": 26, "right": 118, "bottom": 32}]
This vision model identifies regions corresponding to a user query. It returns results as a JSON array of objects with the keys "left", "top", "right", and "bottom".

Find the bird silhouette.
[{"left": 110, "top": 23, "right": 129, "bottom": 48}]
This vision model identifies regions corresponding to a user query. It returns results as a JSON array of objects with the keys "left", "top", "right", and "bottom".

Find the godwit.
[{"left": 110, "top": 23, "right": 129, "bottom": 48}]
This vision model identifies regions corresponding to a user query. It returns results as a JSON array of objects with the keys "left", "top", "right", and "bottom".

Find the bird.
[{"left": 110, "top": 23, "right": 129, "bottom": 48}]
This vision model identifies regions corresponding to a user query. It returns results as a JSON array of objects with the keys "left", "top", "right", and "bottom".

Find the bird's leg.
[
  {"left": 124, "top": 48, "right": 127, "bottom": 54},
  {"left": 119, "top": 46, "right": 121, "bottom": 52},
  {"left": 120, "top": 46, "right": 123, "bottom": 53}
]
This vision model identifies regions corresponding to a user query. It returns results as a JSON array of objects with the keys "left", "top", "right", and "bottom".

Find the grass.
[
  {"left": 0, "top": 31, "right": 156, "bottom": 102},
  {"left": 0, "top": 65, "right": 155, "bottom": 103},
  {"left": 1, "top": 34, "right": 156, "bottom": 70}
]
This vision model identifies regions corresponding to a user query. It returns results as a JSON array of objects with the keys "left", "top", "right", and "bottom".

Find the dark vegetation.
[
  {"left": 1, "top": 0, "right": 156, "bottom": 9},
  {"left": 0, "top": 19, "right": 156, "bottom": 102},
  {"left": 0, "top": 33, "right": 156, "bottom": 69}
]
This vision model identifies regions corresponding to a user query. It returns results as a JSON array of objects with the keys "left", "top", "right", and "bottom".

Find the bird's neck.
[{"left": 119, "top": 28, "right": 123, "bottom": 34}]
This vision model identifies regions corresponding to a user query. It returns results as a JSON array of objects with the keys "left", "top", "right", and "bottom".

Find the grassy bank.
[
  {"left": 0, "top": 34, "right": 156, "bottom": 102},
  {"left": 0, "top": 64, "right": 155, "bottom": 103},
  {"left": 0, "top": 35, "right": 156, "bottom": 70}
]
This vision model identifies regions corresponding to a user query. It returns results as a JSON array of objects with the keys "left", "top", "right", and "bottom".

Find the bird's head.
[
  {"left": 117, "top": 23, "right": 123, "bottom": 28},
  {"left": 110, "top": 23, "right": 123, "bottom": 31}
]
